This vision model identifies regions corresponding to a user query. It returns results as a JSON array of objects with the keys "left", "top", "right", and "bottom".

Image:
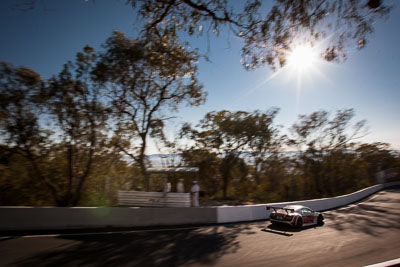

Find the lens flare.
[{"left": 288, "top": 45, "right": 317, "bottom": 72}]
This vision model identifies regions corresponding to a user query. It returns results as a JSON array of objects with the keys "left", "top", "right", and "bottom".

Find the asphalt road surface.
[{"left": 1, "top": 188, "right": 400, "bottom": 267}]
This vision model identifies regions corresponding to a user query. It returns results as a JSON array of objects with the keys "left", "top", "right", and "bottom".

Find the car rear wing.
[{"left": 266, "top": 206, "right": 295, "bottom": 213}]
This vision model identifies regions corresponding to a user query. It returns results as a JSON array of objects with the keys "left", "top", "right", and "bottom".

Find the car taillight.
[
  {"left": 285, "top": 215, "right": 293, "bottom": 220},
  {"left": 270, "top": 213, "right": 276, "bottom": 219}
]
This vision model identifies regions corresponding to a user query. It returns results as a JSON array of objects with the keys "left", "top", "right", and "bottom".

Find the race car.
[{"left": 266, "top": 205, "right": 324, "bottom": 228}]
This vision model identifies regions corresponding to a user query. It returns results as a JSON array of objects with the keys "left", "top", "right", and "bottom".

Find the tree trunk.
[
  {"left": 254, "top": 158, "right": 262, "bottom": 185},
  {"left": 139, "top": 135, "right": 150, "bottom": 191},
  {"left": 139, "top": 156, "right": 150, "bottom": 191},
  {"left": 222, "top": 170, "right": 229, "bottom": 199},
  {"left": 26, "top": 152, "right": 65, "bottom": 206},
  {"left": 220, "top": 154, "right": 235, "bottom": 199},
  {"left": 66, "top": 144, "right": 74, "bottom": 205}
]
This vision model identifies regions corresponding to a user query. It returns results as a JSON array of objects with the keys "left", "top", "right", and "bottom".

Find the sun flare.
[{"left": 288, "top": 45, "right": 318, "bottom": 72}]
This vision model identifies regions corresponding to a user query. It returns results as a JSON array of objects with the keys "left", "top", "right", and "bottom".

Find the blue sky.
[{"left": 1, "top": 0, "right": 399, "bottom": 153}]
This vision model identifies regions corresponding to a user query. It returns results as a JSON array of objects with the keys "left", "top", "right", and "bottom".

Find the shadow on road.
[
  {"left": 0, "top": 236, "right": 18, "bottom": 242},
  {"left": 324, "top": 190, "right": 400, "bottom": 236},
  {"left": 259, "top": 222, "right": 323, "bottom": 237},
  {"left": 14, "top": 224, "right": 257, "bottom": 266},
  {"left": 261, "top": 228, "right": 293, "bottom": 236}
]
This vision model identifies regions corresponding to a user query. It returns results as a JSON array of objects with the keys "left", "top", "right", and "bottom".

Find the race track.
[{"left": 1, "top": 188, "right": 399, "bottom": 267}]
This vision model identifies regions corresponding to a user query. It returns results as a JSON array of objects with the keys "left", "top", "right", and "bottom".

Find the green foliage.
[
  {"left": 0, "top": 44, "right": 109, "bottom": 206},
  {"left": 0, "top": 151, "right": 54, "bottom": 206},
  {"left": 81, "top": 155, "right": 140, "bottom": 206},
  {"left": 182, "top": 109, "right": 280, "bottom": 199},
  {"left": 180, "top": 149, "right": 220, "bottom": 197},
  {"left": 1, "top": 105, "right": 399, "bottom": 206}
]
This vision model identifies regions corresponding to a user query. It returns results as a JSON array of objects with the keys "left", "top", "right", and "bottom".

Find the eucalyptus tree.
[
  {"left": 44, "top": 45, "right": 109, "bottom": 206},
  {"left": 246, "top": 108, "right": 281, "bottom": 185},
  {"left": 131, "top": 0, "right": 391, "bottom": 70},
  {"left": 355, "top": 142, "right": 398, "bottom": 183},
  {"left": 287, "top": 108, "right": 369, "bottom": 197},
  {"left": 0, "top": 45, "right": 109, "bottom": 206},
  {"left": 181, "top": 109, "right": 279, "bottom": 198},
  {"left": 95, "top": 31, "right": 206, "bottom": 191},
  {"left": 11, "top": 0, "right": 392, "bottom": 69},
  {"left": 288, "top": 108, "right": 368, "bottom": 152},
  {"left": 0, "top": 62, "right": 58, "bottom": 201},
  {"left": 180, "top": 149, "right": 221, "bottom": 197}
]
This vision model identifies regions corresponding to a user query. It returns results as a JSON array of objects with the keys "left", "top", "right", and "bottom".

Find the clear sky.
[{"left": 1, "top": 0, "right": 399, "bottom": 154}]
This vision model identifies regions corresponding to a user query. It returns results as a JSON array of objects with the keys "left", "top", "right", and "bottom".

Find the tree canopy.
[
  {"left": 0, "top": 46, "right": 109, "bottom": 206},
  {"left": 11, "top": 0, "right": 392, "bottom": 70},
  {"left": 131, "top": 0, "right": 392, "bottom": 70},
  {"left": 181, "top": 109, "right": 279, "bottom": 198}
]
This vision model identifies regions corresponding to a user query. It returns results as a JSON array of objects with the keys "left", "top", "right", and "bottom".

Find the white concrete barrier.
[
  {"left": 0, "top": 182, "right": 399, "bottom": 231},
  {"left": 216, "top": 182, "right": 400, "bottom": 223},
  {"left": 0, "top": 206, "right": 217, "bottom": 231}
]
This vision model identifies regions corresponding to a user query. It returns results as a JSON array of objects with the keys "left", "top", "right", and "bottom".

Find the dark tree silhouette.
[
  {"left": 0, "top": 45, "right": 109, "bottom": 206},
  {"left": 95, "top": 31, "right": 206, "bottom": 191},
  {"left": 132, "top": 0, "right": 392, "bottom": 70}
]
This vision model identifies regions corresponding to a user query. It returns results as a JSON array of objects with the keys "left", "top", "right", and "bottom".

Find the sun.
[
  {"left": 287, "top": 44, "right": 318, "bottom": 72},
  {"left": 284, "top": 43, "right": 324, "bottom": 115}
]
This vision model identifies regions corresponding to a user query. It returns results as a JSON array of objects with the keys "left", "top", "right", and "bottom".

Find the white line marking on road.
[{"left": 364, "top": 258, "right": 400, "bottom": 267}]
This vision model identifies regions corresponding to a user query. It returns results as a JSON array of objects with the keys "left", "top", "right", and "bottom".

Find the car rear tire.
[
  {"left": 317, "top": 214, "right": 324, "bottom": 225},
  {"left": 295, "top": 217, "right": 303, "bottom": 228}
]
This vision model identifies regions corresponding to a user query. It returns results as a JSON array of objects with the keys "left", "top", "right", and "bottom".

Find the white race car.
[{"left": 266, "top": 205, "right": 324, "bottom": 228}]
